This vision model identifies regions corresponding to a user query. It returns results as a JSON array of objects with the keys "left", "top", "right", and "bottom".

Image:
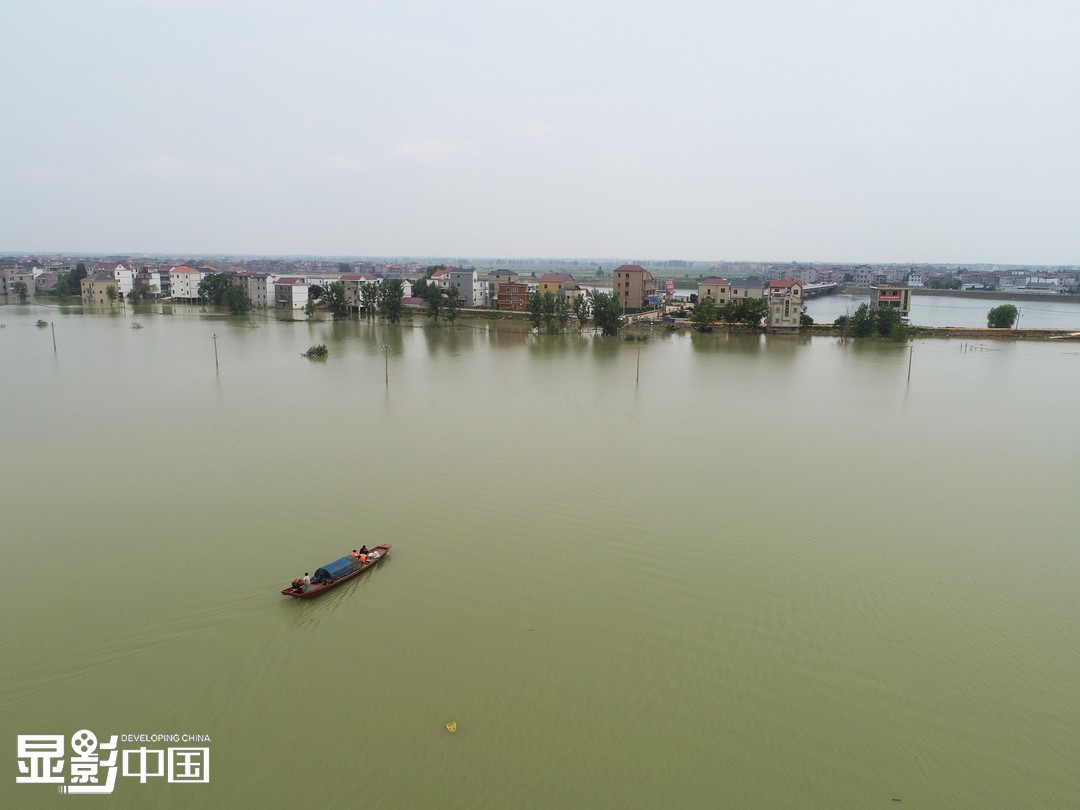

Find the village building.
[
  {"left": 728, "top": 279, "right": 765, "bottom": 299},
  {"left": 80, "top": 273, "right": 118, "bottom": 305},
  {"left": 274, "top": 277, "right": 309, "bottom": 310},
  {"left": 168, "top": 266, "right": 206, "bottom": 302},
  {"left": 612, "top": 264, "right": 656, "bottom": 312},
  {"left": 870, "top": 283, "right": 912, "bottom": 318},
  {"left": 766, "top": 280, "right": 803, "bottom": 333},
  {"left": 93, "top": 261, "right": 135, "bottom": 296},
  {"left": 497, "top": 281, "right": 529, "bottom": 312},
  {"left": 697, "top": 277, "right": 731, "bottom": 304}
]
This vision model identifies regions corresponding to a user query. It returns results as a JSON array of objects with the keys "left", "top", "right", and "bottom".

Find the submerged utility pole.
[
  {"left": 636, "top": 345, "right": 641, "bottom": 383},
  {"left": 212, "top": 333, "right": 219, "bottom": 370},
  {"left": 51, "top": 322, "right": 56, "bottom": 353},
  {"left": 382, "top": 344, "right": 389, "bottom": 384},
  {"left": 907, "top": 344, "right": 913, "bottom": 381}
]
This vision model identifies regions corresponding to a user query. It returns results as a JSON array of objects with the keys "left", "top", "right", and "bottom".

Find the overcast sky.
[{"left": 3, "top": 0, "right": 1078, "bottom": 263}]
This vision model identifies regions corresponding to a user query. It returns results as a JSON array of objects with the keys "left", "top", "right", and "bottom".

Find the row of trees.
[
  {"left": 691, "top": 297, "right": 770, "bottom": 330},
  {"left": 413, "top": 278, "right": 461, "bottom": 325},
  {"left": 523, "top": 290, "right": 622, "bottom": 336},
  {"left": 834, "top": 304, "right": 909, "bottom": 340}
]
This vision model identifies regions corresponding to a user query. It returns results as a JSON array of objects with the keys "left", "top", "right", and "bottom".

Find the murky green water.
[{"left": 2, "top": 303, "right": 1078, "bottom": 808}]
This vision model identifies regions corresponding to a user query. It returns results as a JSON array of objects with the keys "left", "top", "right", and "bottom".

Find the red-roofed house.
[
  {"left": 274, "top": 277, "right": 309, "bottom": 310},
  {"left": 538, "top": 273, "right": 575, "bottom": 297},
  {"left": 697, "top": 277, "right": 730, "bottom": 304}
]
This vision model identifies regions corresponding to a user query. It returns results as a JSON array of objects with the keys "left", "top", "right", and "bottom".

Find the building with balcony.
[
  {"left": 697, "top": 277, "right": 731, "bottom": 304},
  {"left": 766, "top": 280, "right": 803, "bottom": 333},
  {"left": 870, "top": 284, "right": 912, "bottom": 318},
  {"left": 612, "top": 264, "right": 656, "bottom": 312}
]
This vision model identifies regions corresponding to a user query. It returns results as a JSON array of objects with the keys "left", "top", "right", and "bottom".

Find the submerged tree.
[
  {"left": 11, "top": 280, "right": 28, "bottom": 303},
  {"left": 359, "top": 282, "right": 379, "bottom": 320},
  {"left": 321, "top": 281, "right": 350, "bottom": 320},
  {"left": 555, "top": 297, "right": 571, "bottom": 331},
  {"left": 720, "top": 298, "right": 767, "bottom": 328},
  {"left": 443, "top": 285, "right": 460, "bottom": 325},
  {"left": 197, "top": 273, "right": 232, "bottom": 305},
  {"left": 572, "top": 295, "right": 591, "bottom": 331},
  {"left": 224, "top": 285, "right": 252, "bottom": 315},
  {"left": 692, "top": 298, "right": 718, "bottom": 331},
  {"left": 987, "top": 304, "right": 1018, "bottom": 329},
  {"left": 377, "top": 279, "right": 405, "bottom": 324},
  {"left": 527, "top": 290, "right": 544, "bottom": 331},
  {"left": 421, "top": 283, "right": 443, "bottom": 323},
  {"left": 849, "top": 303, "right": 875, "bottom": 337},
  {"left": 591, "top": 291, "right": 622, "bottom": 336}
]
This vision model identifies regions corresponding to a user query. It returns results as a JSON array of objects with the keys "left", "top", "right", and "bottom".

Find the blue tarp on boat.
[{"left": 313, "top": 556, "right": 360, "bottom": 583}]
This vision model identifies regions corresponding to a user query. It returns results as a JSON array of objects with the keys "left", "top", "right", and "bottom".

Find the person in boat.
[
  {"left": 359, "top": 545, "right": 369, "bottom": 556},
  {"left": 302, "top": 573, "right": 311, "bottom": 592},
  {"left": 291, "top": 578, "right": 304, "bottom": 594},
  {"left": 351, "top": 549, "right": 359, "bottom": 560}
]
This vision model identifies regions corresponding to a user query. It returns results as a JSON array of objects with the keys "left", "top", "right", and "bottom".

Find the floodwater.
[
  {"left": 2, "top": 302, "right": 1078, "bottom": 808},
  {"left": 805, "top": 292, "right": 1080, "bottom": 329}
]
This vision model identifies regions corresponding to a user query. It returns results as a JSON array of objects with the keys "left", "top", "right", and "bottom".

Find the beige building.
[
  {"left": 80, "top": 273, "right": 118, "bottom": 305},
  {"left": 537, "top": 273, "right": 575, "bottom": 297},
  {"left": 697, "top": 277, "right": 730, "bottom": 304},
  {"left": 871, "top": 284, "right": 912, "bottom": 318},
  {"left": 766, "top": 280, "right": 803, "bottom": 333},
  {"left": 729, "top": 279, "right": 764, "bottom": 299},
  {"left": 612, "top": 264, "right": 656, "bottom": 312}
]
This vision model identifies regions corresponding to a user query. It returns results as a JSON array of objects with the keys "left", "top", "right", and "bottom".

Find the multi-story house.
[
  {"left": 169, "top": 266, "right": 206, "bottom": 301},
  {"left": 431, "top": 267, "right": 453, "bottom": 291},
  {"left": 537, "top": 273, "right": 575, "bottom": 298},
  {"left": 135, "top": 266, "right": 163, "bottom": 297},
  {"left": 497, "top": 281, "right": 529, "bottom": 312},
  {"left": 487, "top": 269, "right": 518, "bottom": 308},
  {"left": 697, "top": 277, "right": 731, "bottom": 304},
  {"left": 80, "top": 273, "right": 118, "bottom": 305},
  {"left": 853, "top": 265, "right": 875, "bottom": 287},
  {"left": 340, "top": 274, "right": 380, "bottom": 313},
  {"left": 93, "top": 261, "right": 134, "bottom": 296},
  {"left": 766, "top": 280, "right": 803, "bottom": 333},
  {"left": 2, "top": 266, "right": 36, "bottom": 297},
  {"left": 728, "top": 279, "right": 764, "bottom": 299},
  {"left": 870, "top": 284, "right": 912, "bottom": 318},
  {"left": 274, "top": 277, "right": 309, "bottom": 310},
  {"left": 448, "top": 268, "right": 483, "bottom": 308},
  {"left": 612, "top": 264, "right": 656, "bottom": 312}
]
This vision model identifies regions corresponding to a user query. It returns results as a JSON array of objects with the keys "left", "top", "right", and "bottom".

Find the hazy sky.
[{"left": 3, "top": 0, "right": 1079, "bottom": 263}]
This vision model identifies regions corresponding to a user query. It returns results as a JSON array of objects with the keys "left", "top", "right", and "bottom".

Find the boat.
[{"left": 281, "top": 544, "right": 391, "bottom": 599}]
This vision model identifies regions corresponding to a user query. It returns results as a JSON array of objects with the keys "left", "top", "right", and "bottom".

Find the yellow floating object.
[{"left": 445, "top": 722, "right": 457, "bottom": 734}]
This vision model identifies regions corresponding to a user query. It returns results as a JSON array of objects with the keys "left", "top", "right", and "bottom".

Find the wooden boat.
[{"left": 281, "top": 544, "right": 391, "bottom": 599}]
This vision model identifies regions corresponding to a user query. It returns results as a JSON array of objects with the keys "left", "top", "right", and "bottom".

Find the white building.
[
  {"left": 169, "top": 266, "right": 206, "bottom": 301},
  {"left": 94, "top": 262, "right": 135, "bottom": 296},
  {"left": 274, "top": 277, "right": 309, "bottom": 310}
]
